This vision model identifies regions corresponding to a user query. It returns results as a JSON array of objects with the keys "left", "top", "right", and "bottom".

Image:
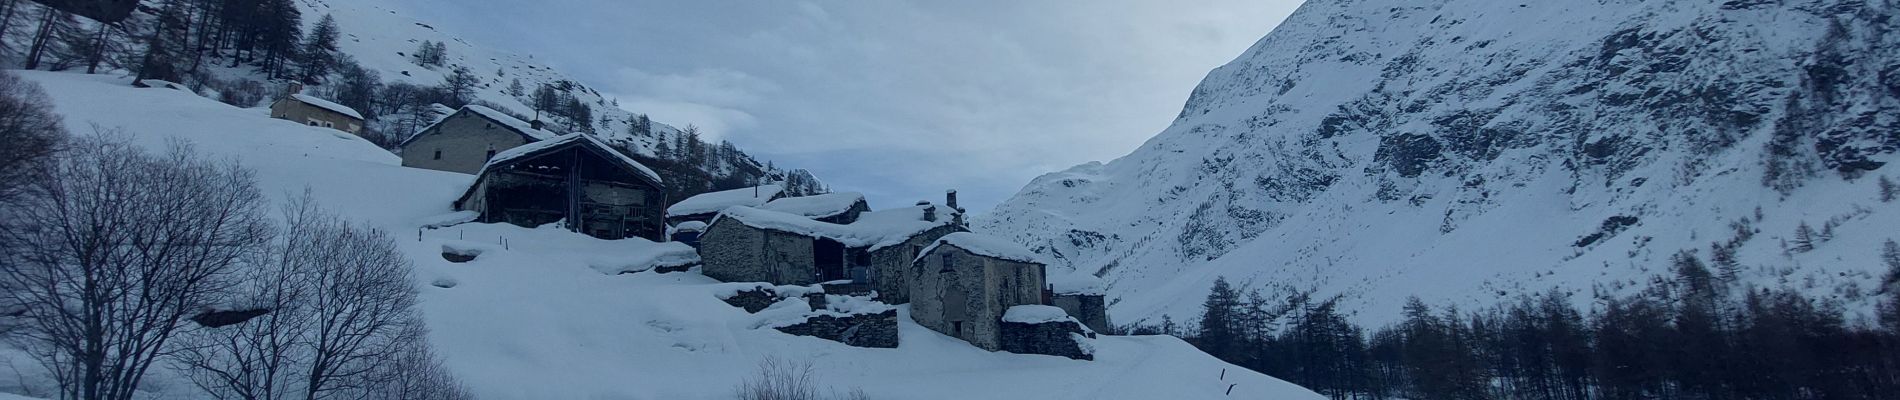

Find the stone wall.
[
  {"left": 699, "top": 220, "right": 820, "bottom": 286},
  {"left": 699, "top": 220, "right": 769, "bottom": 283},
  {"left": 765, "top": 230, "right": 819, "bottom": 285},
  {"left": 774, "top": 310, "right": 899, "bottom": 348},
  {"left": 1000, "top": 319, "right": 1094, "bottom": 360},
  {"left": 400, "top": 111, "right": 534, "bottom": 174},
  {"left": 1052, "top": 294, "right": 1111, "bottom": 334}
]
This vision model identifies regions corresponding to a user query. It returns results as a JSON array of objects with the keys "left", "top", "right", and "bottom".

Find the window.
[
  {"left": 952, "top": 321, "right": 964, "bottom": 337},
  {"left": 939, "top": 253, "right": 954, "bottom": 273},
  {"left": 433, "top": 150, "right": 442, "bottom": 160},
  {"left": 307, "top": 121, "right": 319, "bottom": 126}
]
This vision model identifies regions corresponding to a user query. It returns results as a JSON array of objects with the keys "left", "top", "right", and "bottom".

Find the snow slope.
[
  {"left": 980, "top": 0, "right": 1900, "bottom": 326},
  {"left": 1, "top": 71, "right": 1321, "bottom": 400}
]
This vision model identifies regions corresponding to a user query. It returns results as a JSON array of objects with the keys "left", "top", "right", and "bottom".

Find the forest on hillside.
[{"left": 1147, "top": 246, "right": 1900, "bottom": 400}]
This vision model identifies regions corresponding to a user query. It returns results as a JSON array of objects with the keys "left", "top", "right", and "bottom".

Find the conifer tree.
[
  {"left": 299, "top": 14, "right": 340, "bottom": 83},
  {"left": 133, "top": 0, "right": 192, "bottom": 84},
  {"left": 1792, "top": 222, "right": 1816, "bottom": 253},
  {"left": 531, "top": 84, "right": 560, "bottom": 121},
  {"left": 1882, "top": 241, "right": 1900, "bottom": 331},
  {"left": 1880, "top": 175, "right": 1897, "bottom": 202},
  {"left": 1882, "top": 240, "right": 1900, "bottom": 293},
  {"left": 1196, "top": 277, "right": 1244, "bottom": 361},
  {"left": 1710, "top": 242, "right": 1741, "bottom": 282},
  {"left": 443, "top": 65, "right": 478, "bottom": 108}
]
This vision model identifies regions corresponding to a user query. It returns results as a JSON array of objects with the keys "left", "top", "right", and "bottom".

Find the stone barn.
[
  {"left": 760, "top": 192, "right": 870, "bottom": 224},
  {"left": 1047, "top": 274, "right": 1112, "bottom": 333},
  {"left": 453, "top": 133, "right": 666, "bottom": 241},
  {"left": 666, "top": 184, "right": 785, "bottom": 226},
  {"left": 400, "top": 105, "right": 555, "bottom": 174},
  {"left": 909, "top": 232, "right": 1049, "bottom": 351},
  {"left": 269, "top": 90, "right": 363, "bottom": 135},
  {"left": 697, "top": 201, "right": 964, "bottom": 292}
]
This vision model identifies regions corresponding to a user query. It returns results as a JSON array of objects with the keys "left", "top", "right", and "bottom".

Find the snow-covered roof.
[
  {"left": 761, "top": 192, "right": 866, "bottom": 219},
  {"left": 670, "top": 220, "right": 708, "bottom": 233},
  {"left": 708, "top": 205, "right": 955, "bottom": 251},
  {"left": 290, "top": 94, "right": 363, "bottom": 120},
  {"left": 918, "top": 232, "right": 1044, "bottom": 265},
  {"left": 1049, "top": 273, "right": 1107, "bottom": 296},
  {"left": 479, "top": 133, "right": 662, "bottom": 184},
  {"left": 1003, "top": 305, "right": 1075, "bottom": 324},
  {"left": 667, "top": 185, "right": 784, "bottom": 217},
  {"left": 401, "top": 105, "right": 554, "bottom": 148},
  {"left": 849, "top": 205, "right": 960, "bottom": 251},
  {"left": 463, "top": 104, "right": 554, "bottom": 141}
]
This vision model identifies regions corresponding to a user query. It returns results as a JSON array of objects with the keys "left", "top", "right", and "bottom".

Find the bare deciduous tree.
[
  {"left": 297, "top": 206, "right": 417, "bottom": 400},
  {"left": 360, "top": 322, "right": 470, "bottom": 400},
  {"left": 0, "top": 132, "right": 271, "bottom": 400},
  {"left": 734, "top": 356, "right": 868, "bottom": 400},
  {"left": 173, "top": 196, "right": 329, "bottom": 400},
  {"left": 174, "top": 193, "right": 434, "bottom": 400}
]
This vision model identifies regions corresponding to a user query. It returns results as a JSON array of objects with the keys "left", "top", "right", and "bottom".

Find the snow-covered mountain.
[{"left": 980, "top": 0, "right": 1900, "bottom": 326}]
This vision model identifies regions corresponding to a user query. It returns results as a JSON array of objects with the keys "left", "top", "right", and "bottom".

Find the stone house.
[
  {"left": 453, "top": 133, "right": 667, "bottom": 241},
  {"left": 666, "top": 184, "right": 785, "bottom": 226},
  {"left": 400, "top": 105, "right": 556, "bottom": 174},
  {"left": 697, "top": 196, "right": 965, "bottom": 292},
  {"left": 909, "top": 232, "right": 1049, "bottom": 351},
  {"left": 269, "top": 90, "right": 363, "bottom": 135}
]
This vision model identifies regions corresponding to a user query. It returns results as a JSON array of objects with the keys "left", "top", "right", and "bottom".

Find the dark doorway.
[{"left": 814, "top": 238, "right": 846, "bottom": 282}]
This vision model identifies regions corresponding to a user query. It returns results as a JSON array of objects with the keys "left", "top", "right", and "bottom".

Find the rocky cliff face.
[{"left": 980, "top": 0, "right": 1900, "bottom": 324}]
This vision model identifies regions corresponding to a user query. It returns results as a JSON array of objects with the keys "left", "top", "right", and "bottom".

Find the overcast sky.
[{"left": 385, "top": 0, "right": 1303, "bottom": 213}]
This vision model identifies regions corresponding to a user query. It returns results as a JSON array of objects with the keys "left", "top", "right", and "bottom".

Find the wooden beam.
[{"left": 567, "top": 151, "right": 582, "bottom": 234}]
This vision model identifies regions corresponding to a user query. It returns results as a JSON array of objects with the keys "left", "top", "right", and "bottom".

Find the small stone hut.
[
  {"left": 665, "top": 184, "right": 785, "bottom": 226},
  {"left": 1049, "top": 274, "right": 1112, "bottom": 333},
  {"left": 909, "top": 232, "right": 1049, "bottom": 351},
  {"left": 669, "top": 221, "right": 708, "bottom": 248},
  {"left": 453, "top": 133, "right": 666, "bottom": 241},
  {"left": 269, "top": 90, "right": 363, "bottom": 135},
  {"left": 400, "top": 105, "right": 555, "bottom": 174}
]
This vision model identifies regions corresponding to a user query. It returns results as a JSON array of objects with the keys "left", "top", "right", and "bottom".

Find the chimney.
[
  {"left": 919, "top": 201, "right": 937, "bottom": 222},
  {"left": 288, "top": 82, "right": 304, "bottom": 95},
  {"left": 946, "top": 189, "right": 959, "bottom": 210},
  {"left": 530, "top": 119, "right": 545, "bottom": 130}
]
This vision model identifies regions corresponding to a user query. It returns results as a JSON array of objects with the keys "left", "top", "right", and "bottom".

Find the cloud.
[{"left": 609, "top": 67, "right": 779, "bottom": 108}]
